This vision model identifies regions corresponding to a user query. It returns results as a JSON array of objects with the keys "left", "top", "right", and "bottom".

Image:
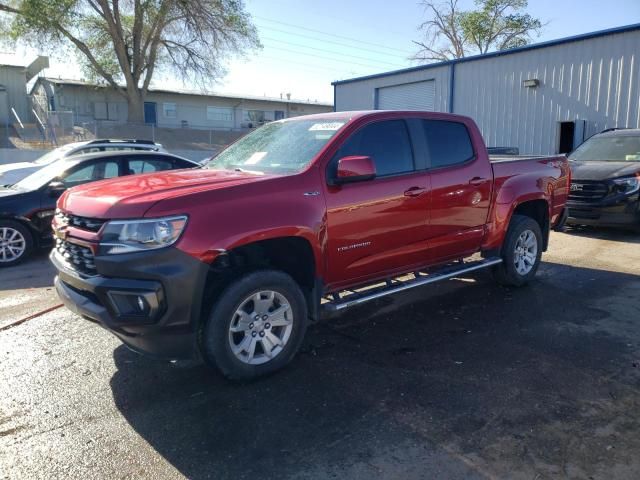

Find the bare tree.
[
  {"left": 0, "top": 0, "right": 260, "bottom": 122},
  {"left": 412, "top": 0, "right": 542, "bottom": 63},
  {"left": 413, "top": 0, "right": 468, "bottom": 62}
]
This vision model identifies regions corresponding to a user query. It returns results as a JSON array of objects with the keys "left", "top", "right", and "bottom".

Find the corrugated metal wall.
[
  {"left": 454, "top": 29, "right": 640, "bottom": 154},
  {"left": 335, "top": 28, "right": 640, "bottom": 155},
  {"left": 334, "top": 65, "right": 450, "bottom": 113}
]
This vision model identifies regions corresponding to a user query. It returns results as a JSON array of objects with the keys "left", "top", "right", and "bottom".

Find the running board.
[{"left": 322, "top": 257, "right": 502, "bottom": 312}]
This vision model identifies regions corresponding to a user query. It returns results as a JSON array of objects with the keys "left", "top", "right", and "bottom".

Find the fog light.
[{"left": 107, "top": 291, "right": 158, "bottom": 318}]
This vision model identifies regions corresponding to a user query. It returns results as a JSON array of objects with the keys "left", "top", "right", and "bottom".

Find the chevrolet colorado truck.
[{"left": 51, "top": 111, "right": 570, "bottom": 380}]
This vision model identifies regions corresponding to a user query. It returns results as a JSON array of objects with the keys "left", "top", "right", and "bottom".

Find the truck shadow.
[
  {"left": 109, "top": 263, "right": 640, "bottom": 479},
  {"left": 564, "top": 225, "right": 640, "bottom": 244}
]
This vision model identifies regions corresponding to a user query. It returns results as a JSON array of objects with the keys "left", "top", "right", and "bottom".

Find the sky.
[{"left": 1, "top": 0, "right": 639, "bottom": 104}]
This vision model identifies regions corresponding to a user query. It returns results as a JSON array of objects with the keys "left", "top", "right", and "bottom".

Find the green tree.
[
  {"left": 413, "top": 0, "right": 543, "bottom": 62},
  {"left": 0, "top": 0, "right": 260, "bottom": 122}
]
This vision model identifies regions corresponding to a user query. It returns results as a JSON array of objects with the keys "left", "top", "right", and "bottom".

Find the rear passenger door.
[
  {"left": 324, "top": 119, "right": 430, "bottom": 288},
  {"left": 422, "top": 119, "right": 492, "bottom": 262}
]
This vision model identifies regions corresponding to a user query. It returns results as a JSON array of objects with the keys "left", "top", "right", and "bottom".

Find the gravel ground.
[{"left": 1, "top": 229, "right": 639, "bottom": 479}]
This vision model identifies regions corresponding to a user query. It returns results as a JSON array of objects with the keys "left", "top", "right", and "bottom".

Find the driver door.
[{"left": 324, "top": 119, "right": 430, "bottom": 290}]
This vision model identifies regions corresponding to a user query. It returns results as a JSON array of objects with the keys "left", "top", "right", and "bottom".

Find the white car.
[{"left": 0, "top": 139, "right": 165, "bottom": 185}]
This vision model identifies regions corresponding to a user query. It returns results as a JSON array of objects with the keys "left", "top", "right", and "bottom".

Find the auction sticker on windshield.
[{"left": 308, "top": 122, "right": 345, "bottom": 131}]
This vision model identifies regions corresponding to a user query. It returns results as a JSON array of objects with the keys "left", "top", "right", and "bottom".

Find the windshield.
[
  {"left": 206, "top": 119, "right": 346, "bottom": 174},
  {"left": 13, "top": 159, "right": 80, "bottom": 190},
  {"left": 569, "top": 135, "right": 640, "bottom": 162},
  {"left": 34, "top": 143, "right": 78, "bottom": 165}
]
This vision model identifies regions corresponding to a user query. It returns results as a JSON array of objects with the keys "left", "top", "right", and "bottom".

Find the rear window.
[{"left": 422, "top": 120, "right": 474, "bottom": 168}]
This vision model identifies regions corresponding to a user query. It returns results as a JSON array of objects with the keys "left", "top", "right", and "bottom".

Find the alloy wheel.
[
  {"left": 228, "top": 290, "right": 294, "bottom": 365},
  {"left": 0, "top": 227, "right": 26, "bottom": 263},
  {"left": 513, "top": 229, "right": 538, "bottom": 275}
]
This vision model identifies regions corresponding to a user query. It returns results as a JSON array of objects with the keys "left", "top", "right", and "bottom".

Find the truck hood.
[
  {"left": 569, "top": 160, "right": 640, "bottom": 181},
  {"left": 60, "top": 168, "right": 274, "bottom": 218}
]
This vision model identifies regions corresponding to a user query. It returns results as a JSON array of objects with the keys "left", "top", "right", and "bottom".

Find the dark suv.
[{"left": 567, "top": 129, "right": 640, "bottom": 230}]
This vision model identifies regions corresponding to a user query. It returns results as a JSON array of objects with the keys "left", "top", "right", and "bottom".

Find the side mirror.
[
  {"left": 48, "top": 180, "right": 66, "bottom": 197},
  {"left": 334, "top": 155, "right": 376, "bottom": 184}
]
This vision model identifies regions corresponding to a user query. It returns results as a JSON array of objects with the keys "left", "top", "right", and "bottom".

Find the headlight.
[
  {"left": 99, "top": 216, "right": 188, "bottom": 255},
  {"left": 612, "top": 175, "right": 640, "bottom": 195}
]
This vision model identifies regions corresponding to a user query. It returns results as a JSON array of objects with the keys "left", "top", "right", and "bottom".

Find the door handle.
[
  {"left": 404, "top": 186, "right": 426, "bottom": 197},
  {"left": 469, "top": 177, "right": 489, "bottom": 186}
]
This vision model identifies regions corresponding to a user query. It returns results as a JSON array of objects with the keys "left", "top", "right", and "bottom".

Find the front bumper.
[
  {"left": 566, "top": 193, "right": 640, "bottom": 228},
  {"left": 51, "top": 246, "right": 210, "bottom": 359}
]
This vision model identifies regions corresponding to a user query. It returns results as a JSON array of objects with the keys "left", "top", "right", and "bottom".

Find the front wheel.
[
  {"left": 0, "top": 220, "right": 33, "bottom": 267},
  {"left": 201, "top": 270, "right": 308, "bottom": 381},
  {"left": 492, "top": 214, "right": 543, "bottom": 287}
]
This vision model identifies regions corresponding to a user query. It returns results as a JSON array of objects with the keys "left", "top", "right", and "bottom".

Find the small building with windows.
[
  {"left": 30, "top": 77, "right": 332, "bottom": 130},
  {"left": 333, "top": 23, "right": 640, "bottom": 155}
]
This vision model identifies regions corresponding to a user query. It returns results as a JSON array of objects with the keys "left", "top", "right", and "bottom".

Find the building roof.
[
  {"left": 333, "top": 22, "right": 640, "bottom": 86},
  {"left": 38, "top": 77, "right": 333, "bottom": 107}
]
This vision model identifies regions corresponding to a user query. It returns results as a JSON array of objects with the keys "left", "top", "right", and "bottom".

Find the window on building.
[
  {"left": 333, "top": 120, "right": 414, "bottom": 177},
  {"left": 206, "top": 106, "right": 233, "bottom": 122},
  {"left": 246, "top": 110, "right": 265, "bottom": 123},
  {"left": 421, "top": 120, "right": 474, "bottom": 169},
  {"left": 163, "top": 102, "right": 177, "bottom": 118}
]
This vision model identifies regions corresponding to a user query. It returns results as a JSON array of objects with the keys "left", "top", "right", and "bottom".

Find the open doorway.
[{"left": 558, "top": 121, "right": 575, "bottom": 154}]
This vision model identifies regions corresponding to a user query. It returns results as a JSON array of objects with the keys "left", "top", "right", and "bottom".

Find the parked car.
[
  {"left": 0, "top": 139, "right": 165, "bottom": 186},
  {"left": 0, "top": 151, "right": 198, "bottom": 266},
  {"left": 51, "top": 111, "right": 570, "bottom": 380},
  {"left": 566, "top": 128, "right": 640, "bottom": 230}
]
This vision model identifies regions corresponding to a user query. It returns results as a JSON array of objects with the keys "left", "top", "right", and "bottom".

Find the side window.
[
  {"left": 422, "top": 120, "right": 474, "bottom": 169},
  {"left": 104, "top": 146, "right": 137, "bottom": 152},
  {"left": 61, "top": 161, "right": 119, "bottom": 187},
  {"left": 334, "top": 120, "right": 414, "bottom": 177},
  {"left": 76, "top": 147, "right": 103, "bottom": 154},
  {"left": 127, "top": 158, "right": 173, "bottom": 174}
]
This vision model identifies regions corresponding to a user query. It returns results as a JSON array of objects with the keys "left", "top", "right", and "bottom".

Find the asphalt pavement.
[{"left": 1, "top": 229, "right": 639, "bottom": 479}]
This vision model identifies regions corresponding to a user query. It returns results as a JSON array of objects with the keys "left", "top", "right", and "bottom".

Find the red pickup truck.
[{"left": 51, "top": 111, "right": 570, "bottom": 380}]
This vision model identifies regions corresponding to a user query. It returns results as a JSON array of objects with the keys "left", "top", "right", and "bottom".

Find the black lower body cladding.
[{"left": 51, "top": 246, "right": 210, "bottom": 359}]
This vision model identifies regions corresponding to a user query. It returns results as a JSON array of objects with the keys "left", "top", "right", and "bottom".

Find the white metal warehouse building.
[{"left": 333, "top": 24, "right": 640, "bottom": 155}]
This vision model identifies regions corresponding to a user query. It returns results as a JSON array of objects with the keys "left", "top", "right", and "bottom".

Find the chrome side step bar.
[{"left": 322, "top": 257, "right": 502, "bottom": 312}]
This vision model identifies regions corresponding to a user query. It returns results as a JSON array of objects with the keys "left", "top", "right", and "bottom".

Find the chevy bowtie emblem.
[
  {"left": 570, "top": 183, "right": 583, "bottom": 191},
  {"left": 54, "top": 228, "right": 68, "bottom": 240}
]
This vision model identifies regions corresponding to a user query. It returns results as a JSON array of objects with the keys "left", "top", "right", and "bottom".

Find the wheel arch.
[
  {"left": 200, "top": 235, "right": 323, "bottom": 328},
  {"left": 483, "top": 192, "right": 551, "bottom": 254}
]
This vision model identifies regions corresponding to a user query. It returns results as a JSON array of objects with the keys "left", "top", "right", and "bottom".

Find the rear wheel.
[
  {"left": 493, "top": 214, "right": 543, "bottom": 287},
  {"left": 201, "top": 270, "right": 308, "bottom": 381},
  {"left": 0, "top": 220, "right": 33, "bottom": 267}
]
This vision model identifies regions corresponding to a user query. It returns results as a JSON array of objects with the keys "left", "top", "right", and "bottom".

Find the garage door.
[{"left": 377, "top": 80, "right": 435, "bottom": 111}]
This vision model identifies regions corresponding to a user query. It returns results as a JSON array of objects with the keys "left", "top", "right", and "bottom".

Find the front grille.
[
  {"left": 55, "top": 210, "right": 106, "bottom": 232},
  {"left": 55, "top": 238, "right": 97, "bottom": 275},
  {"left": 568, "top": 181, "right": 609, "bottom": 202}
]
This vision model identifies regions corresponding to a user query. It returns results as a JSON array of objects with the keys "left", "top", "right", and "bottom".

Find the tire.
[
  {"left": 492, "top": 214, "right": 543, "bottom": 287},
  {"left": 201, "top": 270, "right": 308, "bottom": 381},
  {"left": 0, "top": 220, "right": 34, "bottom": 267}
]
